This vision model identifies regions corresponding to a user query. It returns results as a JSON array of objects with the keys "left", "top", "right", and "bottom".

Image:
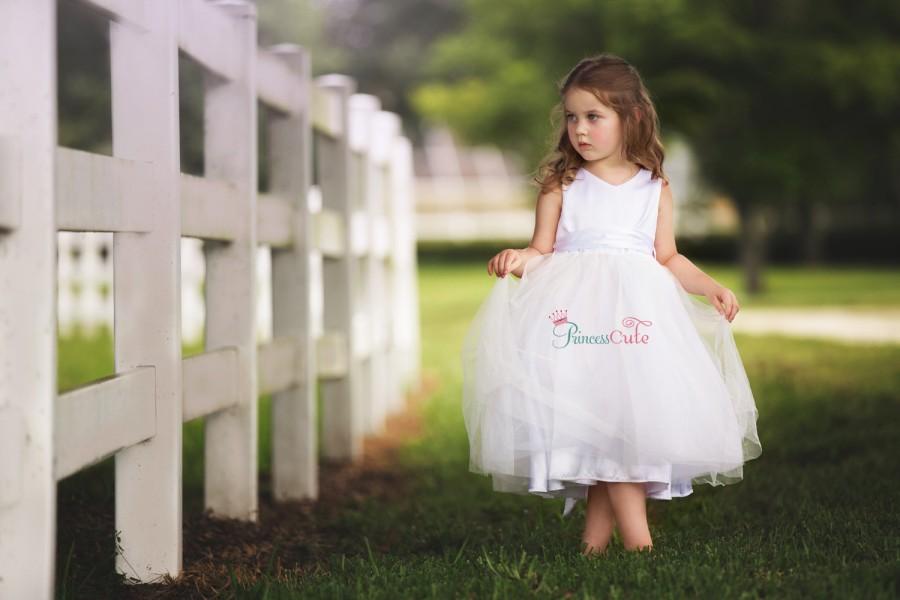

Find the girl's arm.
[
  {"left": 653, "top": 181, "right": 740, "bottom": 321},
  {"left": 509, "top": 185, "right": 562, "bottom": 278},
  {"left": 489, "top": 185, "right": 562, "bottom": 279}
]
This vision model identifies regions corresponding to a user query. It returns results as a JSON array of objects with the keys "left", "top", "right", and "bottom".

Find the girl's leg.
[
  {"left": 581, "top": 481, "right": 616, "bottom": 555},
  {"left": 605, "top": 482, "right": 653, "bottom": 551}
]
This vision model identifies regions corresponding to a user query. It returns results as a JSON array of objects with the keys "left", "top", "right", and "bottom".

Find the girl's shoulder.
[{"left": 560, "top": 168, "right": 582, "bottom": 192}]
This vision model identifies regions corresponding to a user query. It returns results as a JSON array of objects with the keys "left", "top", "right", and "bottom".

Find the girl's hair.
[{"left": 533, "top": 53, "right": 669, "bottom": 194}]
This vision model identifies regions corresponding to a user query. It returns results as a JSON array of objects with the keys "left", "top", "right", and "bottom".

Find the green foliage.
[
  {"left": 412, "top": 0, "right": 900, "bottom": 209},
  {"left": 414, "top": 59, "right": 552, "bottom": 158}
]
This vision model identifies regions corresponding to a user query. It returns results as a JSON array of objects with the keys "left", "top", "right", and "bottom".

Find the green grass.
[
  {"left": 55, "top": 264, "right": 900, "bottom": 598},
  {"left": 693, "top": 263, "right": 900, "bottom": 309}
]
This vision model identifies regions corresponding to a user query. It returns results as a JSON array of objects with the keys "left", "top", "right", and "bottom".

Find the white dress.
[{"left": 461, "top": 166, "right": 762, "bottom": 517}]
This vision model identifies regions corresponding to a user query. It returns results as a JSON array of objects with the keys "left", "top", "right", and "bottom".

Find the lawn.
[{"left": 56, "top": 262, "right": 900, "bottom": 598}]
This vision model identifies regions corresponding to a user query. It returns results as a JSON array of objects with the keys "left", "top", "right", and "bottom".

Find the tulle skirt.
[{"left": 460, "top": 248, "right": 762, "bottom": 517}]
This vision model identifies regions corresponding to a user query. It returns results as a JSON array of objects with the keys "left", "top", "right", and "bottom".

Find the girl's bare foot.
[
  {"left": 605, "top": 481, "right": 653, "bottom": 551},
  {"left": 580, "top": 540, "right": 609, "bottom": 556},
  {"left": 580, "top": 482, "right": 616, "bottom": 555}
]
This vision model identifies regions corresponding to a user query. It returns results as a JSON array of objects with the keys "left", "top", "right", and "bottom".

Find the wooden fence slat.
[
  {"left": 177, "top": 0, "right": 244, "bottom": 82},
  {"left": 257, "top": 336, "right": 299, "bottom": 396},
  {"left": 201, "top": 0, "right": 259, "bottom": 522},
  {"left": 314, "top": 208, "right": 346, "bottom": 257},
  {"left": 82, "top": 0, "right": 152, "bottom": 30},
  {"left": 256, "top": 47, "right": 303, "bottom": 115},
  {"left": 180, "top": 172, "right": 244, "bottom": 240},
  {"left": 311, "top": 86, "right": 344, "bottom": 139},
  {"left": 55, "top": 366, "right": 157, "bottom": 480},
  {"left": 55, "top": 147, "right": 158, "bottom": 233},
  {"left": 182, "top": 348, "right": 241, "bottom": 422},
  {"left": 267, "top": 44, "right": 320, "bottom": 500},
  {"left": 353, "top": 94, "right": 399, "bottom": 435},
  {"left": 257, "top": 192, "right": 295, "bottom": 248},
  {"left": 109, "top": 0, "right": 183, "bottom": 582},
  {"left": 0, "top": 3, "right": 57, "bottom": 594},
  {"left": 315, "top": 74, "right": 364, "bottom": 460},
  {"left": 370, "top": 110, "right": 402, "bottom": 430},
  {"left": 0, "top": 135, "right": 22, "bottom": 230},
  {"left": 389, "top": 136, "right": 424, "bottom": 407}
]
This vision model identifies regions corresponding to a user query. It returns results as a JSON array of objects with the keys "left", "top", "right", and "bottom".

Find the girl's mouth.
[{"left": 578, "top": 143, "right": 591, "bottom": 149}]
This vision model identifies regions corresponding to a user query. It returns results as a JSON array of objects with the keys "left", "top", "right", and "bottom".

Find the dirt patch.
[{"left": 57, "top": 371, "right": 438, "bottom": 599}]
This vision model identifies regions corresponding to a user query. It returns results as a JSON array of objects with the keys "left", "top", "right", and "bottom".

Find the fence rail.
[{"left": 0, "top": 0, "right": 422, "bottom": 596}]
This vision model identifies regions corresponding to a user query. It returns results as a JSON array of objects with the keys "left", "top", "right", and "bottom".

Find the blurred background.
[
  {"left": 60, "top": 0, "right": 900, "bottom": 308},
  {"left": 52, "top": 0, "right": 900, "bottom": 596}
]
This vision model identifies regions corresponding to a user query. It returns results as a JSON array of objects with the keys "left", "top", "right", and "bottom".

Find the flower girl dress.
[{"left": 461, "top": 166, "right": 762, "bottom": 517}]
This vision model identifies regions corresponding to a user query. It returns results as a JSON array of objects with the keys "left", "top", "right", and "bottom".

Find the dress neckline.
[{"left": 580, "top": 165, "right": 644, "bottom": 188}]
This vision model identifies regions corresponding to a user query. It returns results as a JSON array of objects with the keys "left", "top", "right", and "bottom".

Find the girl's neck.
[{"left": 583, "top": 158, "right": 640, "bottom": 182}]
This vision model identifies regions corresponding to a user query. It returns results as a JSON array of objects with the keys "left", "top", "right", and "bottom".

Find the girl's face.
[{"left": 564, "top": 87, "right": 625, "bottom": 162}]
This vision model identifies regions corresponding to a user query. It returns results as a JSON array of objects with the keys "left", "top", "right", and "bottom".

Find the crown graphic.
[{"left": 548, "top": 308, "right": 568, "bottom": 326}]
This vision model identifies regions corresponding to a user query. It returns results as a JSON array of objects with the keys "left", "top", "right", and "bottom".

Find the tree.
[{"left": 411, "top": 0, "right": 900, "bottom": 292}]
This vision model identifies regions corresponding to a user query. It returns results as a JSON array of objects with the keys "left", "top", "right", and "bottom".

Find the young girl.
[{"left": 461, "top": 53, "right": 762, "bottom": 555}]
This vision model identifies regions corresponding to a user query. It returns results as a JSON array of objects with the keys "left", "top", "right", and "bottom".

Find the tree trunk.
[
  {"left": 801, "top": 201, "right": 829, "bottom": 267},
  {"left": 736, "top": 201, "right": 768, "bottom": 295}
]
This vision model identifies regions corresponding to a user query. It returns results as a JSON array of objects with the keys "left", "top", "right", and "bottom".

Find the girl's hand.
[
  {"left": 706, "top": 284, "right": 740, "bottom": 322},
  {"left": 487, "top": 248, "right": 523, "bottom": 278}
]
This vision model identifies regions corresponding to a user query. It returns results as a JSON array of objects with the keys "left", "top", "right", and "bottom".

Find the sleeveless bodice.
[{"left": 553, "top": 166, "right": 662, "bottom": 258}]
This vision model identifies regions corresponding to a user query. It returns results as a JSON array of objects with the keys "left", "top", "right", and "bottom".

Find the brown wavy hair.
[{"left": 533, "top": 53, "right": 669, "bottom": 194}]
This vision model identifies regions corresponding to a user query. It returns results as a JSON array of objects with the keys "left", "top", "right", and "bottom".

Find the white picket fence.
[
  {"left": 0, "top": 0, "right": 422, "bottom": 596},
  {"left": 57, "top": 209, "right": 326, "bottom": 345}
]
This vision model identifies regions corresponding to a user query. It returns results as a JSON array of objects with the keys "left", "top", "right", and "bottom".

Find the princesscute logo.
[{"left": 547, "top": 308, "right": 653, "bottom": 348}]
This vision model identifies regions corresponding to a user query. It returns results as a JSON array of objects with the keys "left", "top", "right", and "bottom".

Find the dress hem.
[{"left": 529, "top": 476, "right": 696, "bottom": 517}]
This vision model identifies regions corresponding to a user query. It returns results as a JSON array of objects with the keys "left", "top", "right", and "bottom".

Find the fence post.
[
  {"left": 348, "top": 93, "right": 381, "bottom": 435},
  {"left": 109, "top": 0, "right": 183, "bottom": 582},
  {"left": 390, "top": 136, "right": 423, "bottom": 399},
  {"left": 315, "top": 74, "right": 365, "bottom": 461},
  {"left": 369, "top": 109, "right": 403, "bottom": 428},
  {"left": 2, "top": 1, "right": 422, "bottom": 593},
  {"left": 267, "top": 44, "right": 318, "bottom": 500},
  {"left": 0, "top": 1, "right": 57, "bottom": 597},
  {"left": 202, "top": 0, "right": 260, "bottom": 521}
]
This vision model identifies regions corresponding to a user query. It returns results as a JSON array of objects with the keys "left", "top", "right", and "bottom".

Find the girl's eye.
[{"left": 567, "top": 114, "right": 601, "bottom": 122}]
